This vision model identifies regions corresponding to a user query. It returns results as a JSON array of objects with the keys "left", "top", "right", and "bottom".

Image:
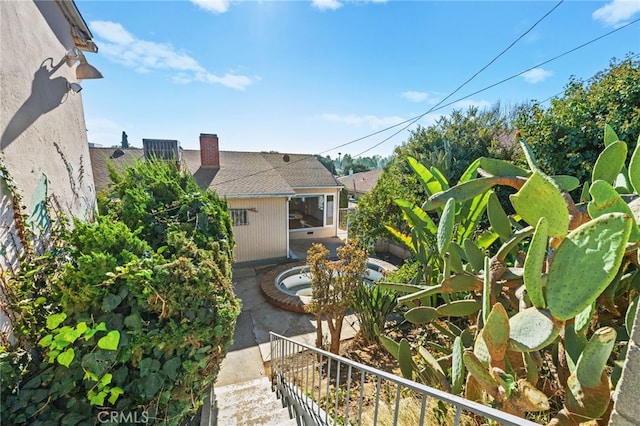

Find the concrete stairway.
[{"left": 213, "top": 377, "right": 297, "bottom": 426}]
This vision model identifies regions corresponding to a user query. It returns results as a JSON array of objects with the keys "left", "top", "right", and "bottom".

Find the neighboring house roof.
[
  {"left": 89, "top": 147, "right": 341, "bottom": 198},
  {"left": 88, "top": 147, "right": 144, "bottom": 191},
  {"left": 337, "top": 169, "right": 382, "bottom": 195}
]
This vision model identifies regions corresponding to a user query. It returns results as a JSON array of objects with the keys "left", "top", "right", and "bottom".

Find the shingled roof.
[
  {"left": 337, "top": 169, "right": 382, "bottom": 195},
  {"left": 89, "top": 147, "right": 341, "bottom": 198}
]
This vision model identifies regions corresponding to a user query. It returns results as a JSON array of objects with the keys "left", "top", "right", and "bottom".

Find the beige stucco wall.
[
  {"left": 1, "top": 1, "right": 97, "bottom": 334},
  {"left": 289, "top": 188, "right": 340, "bottom": 240},
  {"left": 229, "top": 197, "right": 288, "bottom": 263}
]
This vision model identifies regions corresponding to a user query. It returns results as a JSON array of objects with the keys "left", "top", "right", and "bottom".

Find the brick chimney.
[{"left": 200, "top": 133, "right": 220, "bottom": 168}]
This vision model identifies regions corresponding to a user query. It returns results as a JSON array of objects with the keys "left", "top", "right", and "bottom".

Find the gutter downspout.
[{"left": 286, "top": 197, "right": 290, "bottom": 259}]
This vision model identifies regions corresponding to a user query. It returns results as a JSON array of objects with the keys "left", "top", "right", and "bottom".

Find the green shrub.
[
  {"left": 1, "top": 160, "right": 240, "bottom": 425},
  {"left": 352, "top": 284, "right": 397, "bottom": 345}
]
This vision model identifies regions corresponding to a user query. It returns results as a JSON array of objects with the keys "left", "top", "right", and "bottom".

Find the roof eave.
[
  {"left": 291, "top": 185, "right": 343, "bottom": 190},
  {"left": 56, "top": 0, "right": 98, "bottom": 53},
  {"left": 221, "top": 192, "right": 296, "bottom": 199}
]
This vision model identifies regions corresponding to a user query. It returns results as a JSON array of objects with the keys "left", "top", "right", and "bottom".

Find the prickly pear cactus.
[{"left": 376, "top": 125, "right": 639, "bottom": 425}]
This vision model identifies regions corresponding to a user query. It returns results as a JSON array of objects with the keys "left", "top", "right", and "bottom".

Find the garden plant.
[
  {"left": 1, "top": 159, "right": 240, "bottom": 425},
  {"left": 377, "top": 125, "right": 639, "bottom": 424}
]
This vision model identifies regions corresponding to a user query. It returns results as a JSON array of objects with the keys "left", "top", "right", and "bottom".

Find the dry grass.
[{"left": 359, "top": 394, "right": 483, "bottom": 426}]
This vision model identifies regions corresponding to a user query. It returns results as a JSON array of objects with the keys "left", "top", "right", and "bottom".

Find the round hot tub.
[{"left": 260, "top": 259, "right": 396, "bottom": 312}]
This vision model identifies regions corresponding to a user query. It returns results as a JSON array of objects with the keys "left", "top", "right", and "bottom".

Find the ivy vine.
[{"left": 1, "top": 158, "right": 240, "bottom": 425}]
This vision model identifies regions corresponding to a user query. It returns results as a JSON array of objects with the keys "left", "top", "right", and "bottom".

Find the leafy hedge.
[
  {"left": 1, "top": 159, "right": 240, "bottom": 425},
  {"left": 515, "top": 57, "right": 640, "bottom": 183}
]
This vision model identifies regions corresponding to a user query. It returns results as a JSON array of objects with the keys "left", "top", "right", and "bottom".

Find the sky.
[{"left": 76, "top": 0, "right": 640, "bottom": 158}]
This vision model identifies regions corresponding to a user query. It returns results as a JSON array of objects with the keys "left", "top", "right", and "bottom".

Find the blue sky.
[{"left": 77, "top": 0, "right": 640, "bottom": 158}]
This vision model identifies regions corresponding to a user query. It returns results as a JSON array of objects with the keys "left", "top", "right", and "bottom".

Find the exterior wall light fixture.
[{"left": 65, "top": 48, "right": 103, "bottom": 80}]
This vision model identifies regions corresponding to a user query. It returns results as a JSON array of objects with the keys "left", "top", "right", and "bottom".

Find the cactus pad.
[
  {"left": 463, "top": 350, "right": 500, "bottom": 399},
  {"left": 436, "top": 300, "right": 482, "bottom": 317},
  {"left": 628, "top": 134, "right": 640, "bottom": 194},
  {"left": 508, "top": 307, "right": 560, "bottom": 352},
  {"left": 399, "top": 338, "right": 414, "bottom": 379},
  {"left": 523, "top": 217, "right": 548, "bottom": 309},
  {"left": 405, "top": 306, "right": 439, "bottom": 324},
  {"left": 441, "top": 273, "right": 483, "bottom": 293},
  {"left": 488, "top": 191, "right": 512, "bottom": 240},
  {"left": 473, "top": 328, "right": 491, "bottom": 365},
  {"left": 483, "top": 303, "right": 510, "bottom": 363},
  {"left": 592, "top": 140, "right": 627, "bottom": 185},
  {"left": 479, "top": 157, "right": 529, "bottom": 177},
  {"left": 451, "top": 336, "right": 464, "bottom": 394},
  {"left": 509, "top": 172, "right": 569, "bottom": 238},
  {"left": 547, "top": 212, "right": 632, "bottom": 320},
  {"left": 437, "top": 198, "right": 456, "bottom": 256},
  {"left": 575, "top": 326, "right": 616, "bottom": 389},
  {"left": 550, "top": 175, "right": 580, "bottom": 192},
  {"left": 422, "top": 177, "right": 498, "bottom": 211},
  {"left": 588, "top": 180, "right": 640, "bottom": 242}
]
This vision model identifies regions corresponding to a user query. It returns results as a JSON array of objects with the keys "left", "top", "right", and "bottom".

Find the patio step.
[{"left": 214, "top": 377, "right": 297, "bottom": 426}]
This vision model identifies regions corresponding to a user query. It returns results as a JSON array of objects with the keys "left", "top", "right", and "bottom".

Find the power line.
[
  {"left": 209, "top": 18, "right": 639, "bottom": 187},
  {"left": 353, "top": 0, "right": 565, "bottom": 157},
  {"left": 538, "top": 51, "right": 640, "bottom": 105},
  {"left": 354, "top": 17, "right": 639, "bottom": 157},
  {"left": 317, "top": 0, "right": 565, "bottom": 156}
]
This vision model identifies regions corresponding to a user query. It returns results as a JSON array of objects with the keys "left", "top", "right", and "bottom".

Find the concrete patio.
[
  {"left": 215, "top": 236, "right": 357, "bottom": 388},
  {"left": 210, "top": 235, "right": 359, "bottom": 425}
]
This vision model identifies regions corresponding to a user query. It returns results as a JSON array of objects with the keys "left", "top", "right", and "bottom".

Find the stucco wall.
[
  {"left": 1, "top": 1, "right": 97, "bottom": 336},
  {"left": 229, "top": 197, "right": 288, "bottom": 263},
  {"left": 609, "top": 301, "right": 640, "bottom": 425}
]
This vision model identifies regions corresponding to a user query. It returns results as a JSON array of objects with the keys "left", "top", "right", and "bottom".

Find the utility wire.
[
  {"left": 351, "top": 0, "right": 565, "bottom": 157},
  {"left": 538, "top": 51, "right": 640, "bottom": 105},
  {"left": 317, "top": 0, "right": 565, "bottom": 155},
  {"left": 354, "top": 16, "right": 639, "bottom": 157},
  {"left": 210, "top": 18, "right": 639, "bottom": 187}
]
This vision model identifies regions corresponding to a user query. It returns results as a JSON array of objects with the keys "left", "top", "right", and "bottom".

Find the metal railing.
[{"left": 269, "top": 332, "right": 540, "bottom": 426}]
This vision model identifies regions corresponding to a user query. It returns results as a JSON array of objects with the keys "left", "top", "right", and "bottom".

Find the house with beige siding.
[{"left": 89, "top": 134, "right": 342, "bottom": 264}]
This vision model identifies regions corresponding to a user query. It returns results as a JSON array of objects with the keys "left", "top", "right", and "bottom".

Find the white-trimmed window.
[
  {"left": 288, "top": 194, "right": 336, "bottom": 230},
  {"left": 231, "top": 209, "right": 249, "bottom": 226}
]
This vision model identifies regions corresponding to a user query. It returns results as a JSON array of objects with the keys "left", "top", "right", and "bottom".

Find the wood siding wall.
[{"left": 229, "top": 197, "right": 288, "bottom": 263}]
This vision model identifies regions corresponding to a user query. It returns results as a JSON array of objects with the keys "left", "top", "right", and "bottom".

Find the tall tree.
[
  {"left": 121, "top": 131, "right": 129, "bottom": 148},
  {"left": 350, "top": 105, "right": 514, "bottom": 245},
  {"left": 316, "top": 155, "right": 336, "bottom": 174},
  {"left": 515, "top": 57, "right": 639, "bottom": 183}
]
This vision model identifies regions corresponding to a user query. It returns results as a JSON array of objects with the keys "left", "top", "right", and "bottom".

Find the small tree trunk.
[
  {"left": 329, "top": 315, "right": 344, "bottom": 354},
  {"left": 316, "top": 314, "right": 323, "bottom": 349}
]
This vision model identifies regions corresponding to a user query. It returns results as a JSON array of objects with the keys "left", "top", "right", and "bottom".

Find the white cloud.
[
  {"left": 520, "top": 68, "right": 553, "bottom": 84},
  {"left": 89, "top": 20, "right": 253, "bottom": 90},
  {"left": 593, "top": 0, "right": 640, "bottom": 27},
  {"left": 312, "top": 0, "right": 386, "bottom": 11},
  {"left": 401, "top": 90, "right": 432, "bottom": 103},
  {"left": 312, "top": 0, "right": 343, "bottom": 11},
  {"left": 90, "top": 21, "right": 135, "bottom": 45},
  {"left": 318, "top": 113, "right": 406, "bottom": 129},
  {"left": 190, "top": 0, "right": 231, "bottom": 14}
]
